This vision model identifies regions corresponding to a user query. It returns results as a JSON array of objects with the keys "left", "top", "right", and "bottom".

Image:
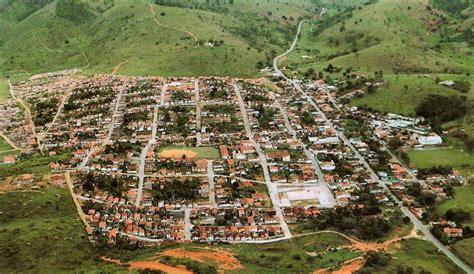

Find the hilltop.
[{"left": 0, "top": 0, "right": 329, "bottom": 79}]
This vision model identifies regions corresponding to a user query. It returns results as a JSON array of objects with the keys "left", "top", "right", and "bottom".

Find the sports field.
[{"left": 157, "top": 146, "right": 220, "bottom": 159}]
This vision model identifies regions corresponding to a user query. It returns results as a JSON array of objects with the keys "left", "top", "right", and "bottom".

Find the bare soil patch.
[
  {"left": 162, "top": 248, "right": 243, "bottom": 272},
  {"left": 158, "top": 149, "right": 198, "bottom": 159},
  {"left": 129, "top": 260, "right": 192, "bottom": 274}
]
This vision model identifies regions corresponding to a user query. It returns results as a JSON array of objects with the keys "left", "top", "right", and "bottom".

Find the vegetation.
[
  {"left": 416, "top": 94, "right": 468, "bottom": 124},
  {"left": 0, "top": 0, "right": 323, "bottom": 78},
  {"left": 364, "top": 239, "right": 460, "bottom": 273},
  {"left": 407, "top": 148, "right": 473, "bottom": 171},
  {"left": 232, "top": 233, "right": 361, "bottom": 273},
  {"left": 438, "top": 180, "right": 474, "bottom": 226},
  {"left": 0, "top": 77, "right": 10, "bottom": 102},
  {"left": 0, "top": 187, "right": 126, "bottom": 272},
  {"left": 151, "top": 177, "right": 201, "bottom": 203},
  {"left": 0, "top": 152, "right": 71, "bottom": 178}
]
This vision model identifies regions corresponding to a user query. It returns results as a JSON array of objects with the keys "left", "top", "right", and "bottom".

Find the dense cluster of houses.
[{"left": 4, "top": 73, "right": 466, "bottom": 246}]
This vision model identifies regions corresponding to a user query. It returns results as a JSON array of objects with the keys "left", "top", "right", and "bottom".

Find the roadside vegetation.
[
  {"left": 0, "top": 152, "right": 71, "bottom": 178},
  {"left": 0, "top": 187, "right": 127, "bottom": 273}
]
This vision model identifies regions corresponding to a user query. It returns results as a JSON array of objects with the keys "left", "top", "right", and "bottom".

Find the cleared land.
[
  {"left": 285, "top": 0, "right": 473, "bottom": 75},
  {"left": 407, "top": 148, "right": 473, "bottom": 172},
  {"left": 366, "top": 239, "right": 461, "bottom": 274},
  {"left": 0, "top": 187, "right": 126, "bottom": 273},
  {"left": 157, "top": 146, "right": 219, "bottom": 159}
]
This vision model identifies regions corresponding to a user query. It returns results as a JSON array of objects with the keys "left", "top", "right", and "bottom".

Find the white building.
[{"left": 415, "top": 132, "right": 442, "bottom": 146}]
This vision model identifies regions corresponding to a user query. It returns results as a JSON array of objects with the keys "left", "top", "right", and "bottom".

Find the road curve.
[{"left": 272, "top": 19, "right": 473, "bottom": 274}]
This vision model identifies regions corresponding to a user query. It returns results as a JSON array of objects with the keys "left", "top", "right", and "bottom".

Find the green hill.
[
  {"left": 0, "top": 0, "right": 326, "bottom": 78},
  {"left": 285, "top": 0, "right": 473, "bottom": 75}
]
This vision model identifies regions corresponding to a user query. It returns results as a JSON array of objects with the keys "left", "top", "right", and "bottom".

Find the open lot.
[
  {"left": 367, "top": 239, "right": 461, "bottom": 274},
  {"left": 407, "top": 148, "right": 473, "bottom": 172},
  {"left": 157, "top": 146, "right": 219, "bottom": 160}
]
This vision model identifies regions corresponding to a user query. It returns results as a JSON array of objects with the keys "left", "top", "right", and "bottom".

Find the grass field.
[
  {"left": 407, "top": 148, "right": 474, "bottom": 173},
  {"left": 453, "top": 237, "right": 474, "bottom": 268},
  {"left": 0, "top": 77, "right": 10, "bottom": 103},
  {"left": 231, "top": 233, "right": 361, "bottom": 273},
  {"left": 368, "top": 239, "right": 460, "bottom": 274},
  {"left": 0, "top": 135, "right": 14, "bottom": 152},
  {"left": 438, "top": 181, "right": 474, "bottom": 226},
  {"left": 0, "top": 187, "right": 127, "bottom": 273},
  {"left": 157, "top": 146, "right": 220, "bottom": 159},
  {"left": 351, "top": 74, "right": 471, "bottom": 116}
]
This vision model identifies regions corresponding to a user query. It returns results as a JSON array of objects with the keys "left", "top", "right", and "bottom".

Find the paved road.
[
  {"left": 274, "top": 19, "right": 473, "bottom": 273},
  {"left": 207, "top": 160, "right": 217, "bottom": 208},
  {"left": 269, "top": 91, "right": 336, "bottom": 207},
  {"left": 135, "top": 85, "right": 164, "bottom": 207},
  {"left": 79, "top": 87, "right": 124, "bottom": 169},
  {"left": 233, "top": 82, "right": 292, "bottom": 239},
  {"left": 184, "top": 208, "right": 192, "bottom": 241}
]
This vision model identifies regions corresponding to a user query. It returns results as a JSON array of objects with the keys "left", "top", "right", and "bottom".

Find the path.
[
  {"left": 8, "top": 79, "right": 40, "bottom": 150},
  {"left": 0, "top": 132, "right": 23, "bottom": 152},
  {"left": 184, "top": 208, "right": 192, "bottom": 241},
  {"left": 112, "top": 60, "right": 130, "bottom": 75},
  {"left": 273, "top": 19, "right": 473, "bottom": 273},
  {"left": 65, "top": 172, "right": 91, "bottom": 230},
  {"left": 82, "top": 52, "right": 90, "bottom": 68},
  {"left": 148, "top": 3, "right": 199, "bottom": 52},
  {"left": 233, "top": 81, "right": 292, "bottom": 239}
]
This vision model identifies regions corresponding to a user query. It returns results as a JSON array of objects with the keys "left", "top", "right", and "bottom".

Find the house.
[
  {"left": 194, "top": 160, "right": 208, "bottom": 173},
  {"left": 266, "top": 150, "right": 291, "bottom": 162},
  {"left": 219, "top": 145, "right": 229, "bottom": 159},
  {"left": 443, "top": 227, "right": 463, "bottom": 238},
  {"left": 2, "top": 155, "right": 15, "bottom": 164}
]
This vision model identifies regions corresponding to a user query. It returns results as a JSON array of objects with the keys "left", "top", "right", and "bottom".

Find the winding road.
[{"left": 273, "top": 19, "right": 473, "bottom": 273}]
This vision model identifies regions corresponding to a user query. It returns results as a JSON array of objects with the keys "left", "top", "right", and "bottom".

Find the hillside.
[
  {"left": 0, "top": 0, "right": 327, "bottom": 78},
  {"left": 285, "top": 0, "right": 473, "bottom": 75},
  {"left": 283, "top": 0, "right": 474, "bottom": 151}
]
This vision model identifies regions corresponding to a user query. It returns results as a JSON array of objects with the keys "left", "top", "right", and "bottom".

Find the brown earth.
[
  {"left": 129, "top": 260, "right": 192, "bottom": 274},
  {"left": 162, "top": 248, "right": 244, "bottom": 272},
  {"left": 158, "top": 149, "right": 198, "bottom": 159},
  {"left": 314, "top": 257, "right": 365, "bottom": 274}
]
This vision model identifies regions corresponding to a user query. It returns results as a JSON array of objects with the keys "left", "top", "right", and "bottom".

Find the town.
[{"left": 0, "top": 71, "right": 467, "bottom": 248}]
